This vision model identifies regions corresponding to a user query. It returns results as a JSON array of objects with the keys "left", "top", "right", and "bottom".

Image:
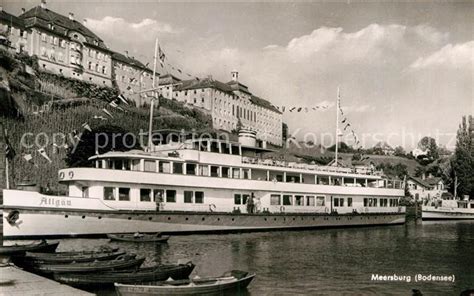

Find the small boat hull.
[
  {"left": 422, "top": 206, "right": 474, "bottom": 220},
  {"left": 32, "top": 255, "right": 144, "bottom": 274},
  {"left": 0, "top": 241, "right": 59, "bottom": 256},
  {"left": 54, "top": 262, "right": 195, "bottom": 287},
  {"left": 107, "top": 233, "right": 169, "bottom": 243},
  {"left": 23, "top": 250, "right": 126, "bottom": 264},
  {"left": 114, "top": 271, "right": 255, "bottom": 296}
]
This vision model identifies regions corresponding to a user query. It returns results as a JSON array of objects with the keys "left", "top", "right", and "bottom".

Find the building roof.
[
  {"left": 20, "top": 6, "right": 107, "bottom": 49},
  {"left": 176, "top": 78, "right": 235, "bottom": 94},
  {"left": 0, "top": 9, "right": 26, "bottom": 29},
  {"left": 159, "top": 73, "right": 181, "bottom": 85},
  {"left": 250, "top": 95, "right": 281, "bottom": 114},
  {"left": 227, "top": 80, "right": 252, "bottom": 95},
  {"left": 111, "top": 51, "right": 150, "bottom": 72},
  {"left": 408, "top": 176, "right": 443, "bottom": 189}
]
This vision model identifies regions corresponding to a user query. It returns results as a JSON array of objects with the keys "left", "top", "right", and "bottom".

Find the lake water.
[{"left": 52, "top": 220, "right": 474, "bottom": 295}]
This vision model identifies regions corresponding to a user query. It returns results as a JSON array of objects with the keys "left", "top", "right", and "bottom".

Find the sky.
[{"left": 4, "top": 1, "right": 473, "bottom": 150}]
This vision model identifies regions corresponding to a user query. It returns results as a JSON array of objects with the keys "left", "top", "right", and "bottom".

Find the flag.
[
  {"left": 129, "top": 77, "right": 136, "bottom": 83},
  {"left": 158, "top": 46, "right": 166, "bottom": 67},
  {"left": 342, "top": 118, "right": 347, "bottom": 123},
  {"left": 23, "top": 153, "right": 33, "bottom": 162},
  {"left": 37, "top": 147, "right": 52, "bottom": 163},
  {"left": 5, "top": 132, "right": 16, "bottom": 160},
  {"left": 177, "top": 69, "right": 182, "bottom": 73},
  {"left": 297, "top": 107, "right": 302, "bottom": 112},
  {"left": 289, "top": 107, "right": 296, "bottom": 112},
  {"left": 282, "top": 106, "right": 286, "bottom": 112},
  {"left": 81, "top": 122, "right": 92, "bottom": 132},
  {"left": 344, "top": 123, "right": 351, "bottom": 131},
  {"left": 93, "top": 115, "right": 107, "bottom": 121},
  {"left": 118, "top": 94, "right": 129, "bottom": 105},
  {"left": 109, "top": 100, "right": 124, "bottom": 111},
  {"left": 102, "top": 108, "right": 114, "bottom": 118}
]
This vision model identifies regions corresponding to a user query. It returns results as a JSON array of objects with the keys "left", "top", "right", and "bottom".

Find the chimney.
[
  {"left": 231, "top": 70, "right": 238, "bottom": 82},
  {"left": 83, "top": 19, "right": 87, "bottom": 26},
  {"left": 21, "top": 8, "right": 26, "bottom": 14},
  {"left": 0, "top": 7, "right": 3, "bottom": 12},
  {"left": 422, "top": 172, "right": 426, "bottom": 180},
  {"left": 40, "top": 0, "right": 46, "bottom": 9},
  {"left": 68, "top": 12, "right": 74, "bottom": 21}
]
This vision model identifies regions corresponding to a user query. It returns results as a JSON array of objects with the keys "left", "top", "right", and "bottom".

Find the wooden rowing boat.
[
  {"left": 114, "top": 270, "right": 255, "bottom": 295},
  {"left": 107, "top": 233, "right": 169, "bottom": 243},
  {"left": 0, "top": 240, "right": 59, "bottom": 256},
  {"left": 54, "top": 261, "right": 195, "bottom": 286},
  {"left": 24, "top": 249, "right": 125, "bottom": 264},
  {"left": 32, "top": 254, "right": 144, "bottom": 274}
]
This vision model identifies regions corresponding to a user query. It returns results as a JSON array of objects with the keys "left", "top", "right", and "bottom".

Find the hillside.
[{"left": 0, "top": 49, "right": 213, "bottom": 192}]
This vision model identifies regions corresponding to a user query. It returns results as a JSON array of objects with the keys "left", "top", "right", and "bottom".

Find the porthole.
[
  {"left": 185, "top": 217, "right": 189, "bottom": 221},
  {"left": 312, "top": 218, "right": 315, "bottom": 221},
  {"left": 65, "top": 215, "right": 68, "bottom": 218},
  {"left": 128, "top": 217, "right": 132, "bottom": 220},
  {"left": 148, "top": 217, "right": 152, "bottom": 221},
  {"left": 292, "top": 217, "right": 296, "bottom": 221},
  {"left": 231, "top": 218, "right": 235, "bottom": 221},
  {"left": 202, "top": 217, "right": 205, "bottom": 221},
  {"left": 81, "top": 215, "right": 85, "bottom": 219},
  {"left": 274, "top": 218, "right": 277, "bottom": 221},
  {"left": 217, "top": 218, "right": 220, "bottom": 221},
  {"left": 264, "top": 218, "right": 267, "bottom": 221},
  {"left": 301, "top": 217, "right": 304, "bottom": 221},
  {"left": 168, "top": 217, "right": 171, "bottom": 220},
  {"left": 98, "top": 216, "right": 102, "bottom": 219}
]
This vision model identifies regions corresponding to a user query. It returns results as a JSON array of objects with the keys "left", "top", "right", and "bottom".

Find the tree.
[
  {"left": 376, "top": 162, "right": 408, "bottom": 179},
  {"left": 417, "top": 136, "right": 439, "bottom": 160},
  {"left": 452, "top": 116, "right": 474, "bottom": 198},
  {"left": 65, "top": 125, "right": 140, "bottom": 167},
  {"left": 327, "top": 142, "right": 353, "bottom": 153},
  {"left": 393, "top": 146, "right": 406, "bottom": 157}
]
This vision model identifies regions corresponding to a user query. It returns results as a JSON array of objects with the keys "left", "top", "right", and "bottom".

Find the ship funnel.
[{"left": 238, "top": 129, "right": 256, "bottom": 147}]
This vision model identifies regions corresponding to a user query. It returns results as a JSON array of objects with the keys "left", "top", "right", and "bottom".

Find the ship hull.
[
  {"left": 422, "top": 210, "right": 474, "bottom": 220},
  {"left": 2, "top": 207, "right": 405, "bottom": 239}
]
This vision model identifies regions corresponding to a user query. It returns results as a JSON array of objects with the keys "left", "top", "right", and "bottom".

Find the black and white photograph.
[{"left": 0, "top": 0, "right": 473, "bottom": 295}]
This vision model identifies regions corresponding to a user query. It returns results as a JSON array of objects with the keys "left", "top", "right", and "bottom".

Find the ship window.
[
  {"left": 231, "top": 145, "right": 240, "bottom": 155},
  {"left": 232, "top": 168, "right": 240, "bottom": 179},
  {"left": 373, "top": 198, "right": 378, "bottom": 207},
  {"left": 118, "top": 188, "right": 130, "bottom": 201},
  {"left": 210, "top": 141, "right": 219, "bottom": 153},
  {"left": 195, "top": 191, "right": 204, "bottom": 203},
  {"left": 186, "top": 163, "right": 196, "bottom": 175},
  {"left": 131, "top": 159, "right": 141, "bottom": 171},
  {"left": 184, "top": 191, "right": 193, "bottom": 203},
  {"left": 198, "top": 165, "right": 209, "bottom": 176},
  {"left": 315, "top": 196, "right": 324, "bottom": 206},
  {"left": 173, "top": 162, "right": 183, "bottom": 174},
  {"left": 144, "top": 160, "right": 155, "bottom": 172},
  {"left": 123, "top": 160, "right": 130, "bottom": 170},
  {"left": 82, "top": 187, "right": 89, "bottom": 198},
  {"left": 166, "top": 190, "right": 176, "bottom": 203},
  {"left": 364, "top": 198, "right": 369, "bottom": 207},
  {"left": 159, "top": 161, "right": 170, "bottom": 173},
  {"left": 286, "top": 175, "right": 300, "bottom": 183},
  {"left": 318, "top": 176, "right": 330, "bottom": 185},
  {"left": 242, "top": 169, "right": 250, "bottom": 179},
  {"left": 283, "top": 195, "right": 292, "bottom": 206},
  {"left": 153, "top": 189, "right": 164, "bottom": 203},
  {"left": 234, "top": 194, "right": 242, "bottom": 204},
  {"left": 140, "top": 189, "right": 151, "bottom": 202},
  {"left": 210, "top": 166, "right": 219, "bottom": 177},
  {"left": 270, "top": 194, "right": 281, "bottom": 205},
  {"left": 294, "top": 195, "right": 304, "bottom": 206},
  {"left": 306, "top": 195, "right": 314, "bottom": 207},
  {"left": 104, "top": 187, "right": 115, "bottom": 200},
  {"left": 114, "top": 159, "right": 123, "bottom": 170},
  {"left": 221, "top": 167, "right": 230, "bottom": 178},
  {"left": 348, "top": 198, "right": 353, "bottom": 207},
  {"left": 107, "top": 159, "right": 114, "bottom": 169},
  {"left": 96, "top": 160, "right": 103, "bottom": 168}
]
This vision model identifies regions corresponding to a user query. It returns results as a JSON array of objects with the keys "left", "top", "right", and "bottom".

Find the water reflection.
[{"left": 46, "top": 221, "right": 474, "bottom": 295}]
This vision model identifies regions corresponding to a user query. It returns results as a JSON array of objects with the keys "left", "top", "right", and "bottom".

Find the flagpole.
[
  {"left": 148, "top": 38, "right": 159, "bottom": 150},
  {"left": 335, "top": 87, "right": 340, "bottom": 167},
  {"left": 5, "top": 155, "right": 9, "bottom": 189}
]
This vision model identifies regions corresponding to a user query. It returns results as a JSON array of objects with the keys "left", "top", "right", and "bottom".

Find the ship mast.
[
  {"left": 147, "top": 38, "right": 159, "bottom": 150},
  {"left": 334, "top": 87, "right": 341, "bottom": 167}
]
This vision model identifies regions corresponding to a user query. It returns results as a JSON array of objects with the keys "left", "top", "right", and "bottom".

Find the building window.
[
  {"left": 118, "top": 188, "right": 130, "bottom": 201},
  {"left": 88, "top": 61, "right": 92, "bottom": 70},
  {"left": 184, "top": 191, "right": 193, "bottom": 203},
  {"left": 166, "top": 190, "right": 176, "bottom": 203},
  {"left": 104, "top": 187, "right": 115, "bottom": 200},
  {"left": 41, "top": 33, "right": 47, "bottom": 42},
  {"left": 140, "top": 188, "right": 151, "bottom": 202},
  {"left": 102, "top": 66, "right": 107, "bottom": 74}
]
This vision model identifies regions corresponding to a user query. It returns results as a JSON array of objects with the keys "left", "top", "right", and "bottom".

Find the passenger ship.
[
  {"left": 422, "top": 197, "right": 474, "bottom": 220},
  {"left": 2, "top": 129, "right": 405, "bottom": 239}
]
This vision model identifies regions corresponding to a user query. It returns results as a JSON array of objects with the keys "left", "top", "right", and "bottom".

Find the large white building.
[{"left": 159, "top": 71, "right": 283, "bottom": 146}]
